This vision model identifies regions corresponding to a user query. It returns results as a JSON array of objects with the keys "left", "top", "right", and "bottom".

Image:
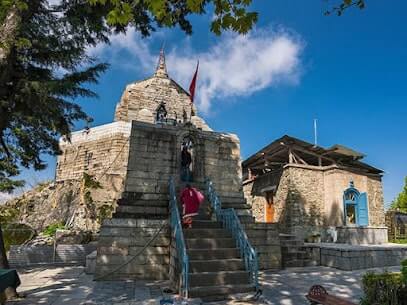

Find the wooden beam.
[
  {"left": 292, "top": 151, "right": 308, "bottom": 165},
  {"left": 289, "top": 148, "right": 294, "bottom": 164},
  {"left": 247, "top": 146, "right": 288, "bottom": 168},
  {"left": 290, "top": 144, "right": 336, "bottom": 165}
]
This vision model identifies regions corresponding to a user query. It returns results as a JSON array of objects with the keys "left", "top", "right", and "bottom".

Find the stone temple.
[
  {"left": 53, "top": 50, "right": 280, "bottom": 300},
  {"left": 15, "top": 49, "right": 405, "bottom": 300}
]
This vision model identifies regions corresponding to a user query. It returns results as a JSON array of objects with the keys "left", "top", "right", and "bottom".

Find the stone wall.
[
  {"left": 304, "top": 243, "right": 407, "bottom": 270},
  {"left": 323, "top": 167, "right": 385, "bottom": 227},
  {"left": 56, "top": 121, "right": 131, "bottom": 208},
  {"left": 95, "top": 219, "right": 170, "bottom": 280},
  {"left": 243, "top": 170, "right": 283, "bottom": 222},
  {"left": 9, "top": 243, "right": 97, "bottom": 267},
  {"left": 244, "top": 223, "right": 281, "bottom": 269},
  {"left": 124, "top": 121, "right": 242, "bottom": 198}
]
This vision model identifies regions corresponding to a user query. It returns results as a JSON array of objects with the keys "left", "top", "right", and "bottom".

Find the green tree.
[{"left": 391, "top": 176, "right": 407, "bottom": 212}]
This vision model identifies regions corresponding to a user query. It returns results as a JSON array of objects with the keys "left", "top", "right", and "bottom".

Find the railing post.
[{"left": 168, "top": 177, "right": 189, "bottom": 299}]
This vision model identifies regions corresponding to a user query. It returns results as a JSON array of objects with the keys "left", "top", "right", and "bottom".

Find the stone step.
[
  {"left": 218, "top": 195, "right": 246, "bottom": 202},
  {"left": 283, "top": 251, "right": 310, "bottom": 260},
  {"left": 284, "top": 259, "right": 316, "bottom": 268},
  {"left": 221, "top": 203, "right": 251, "bottom": 209},
  {"left": 102, "top": 218, "right": 169, "bottom": 228},
  {"left": 187, "top": 248, "right": 240, "bottom": 260},
  {"left": 279, "top": 233, "right": 297, "bottom": 239},
  {"left": 188, "top": 284, "right": 254, "bottom": 301},
  {"left": 113, "top": 213, "right": 167, "bottom": 219},
  {"left": 281, "top": 247, "right": 308, "bottom": 254},
  {"left": 116, "top": 205, "right": 168, "bottom": 215},
  {"left": 280, "top": 239, "right": 304, "bottom": 246},
  {"left": 99, "top": 227, "right": 170, "bottom": 237},
  {"left": 238, "top": 215, "right": 256, "bottom": 223},
  {"left": 186, "top": 238, "right": 236, "bottom": 249},
  {"left": 118, "top": 199, "right": 168, "bottom": 207},
  {"left": 189, "top": 271, "right": 249, "bottom": 287},
  {"left": 122, "top": 192, "right": 168, "bottom": 201},
  {"left": 189, "top": 259, "right": 245, "bottom": 272},
  {"left": 184, "top": 228, "right": 231, "bottom": 239},
  {"left": 192, "top": 220, "right": 223, "bottom": 229}
]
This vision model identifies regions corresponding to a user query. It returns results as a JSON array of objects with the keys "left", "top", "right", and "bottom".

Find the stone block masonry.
[
  {"left": 94, "top": 219, "right": 170, "bottom": 280},
  {"left": 124, "top": 121, "right": 243, "bottom": 198},
  {"left": 304, "top": 243, "right": 407, "bottom": 271}
]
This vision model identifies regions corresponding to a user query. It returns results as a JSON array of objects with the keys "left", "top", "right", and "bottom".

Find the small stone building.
[{"left": 242, "top": 135, "right": 387, "bottom": 243}]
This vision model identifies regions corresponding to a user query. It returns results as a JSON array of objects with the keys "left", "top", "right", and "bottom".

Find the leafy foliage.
[
  {"left": 88, "top": 0, "right": 258, "bottom": 36},
  {"left": 391, "top": 177, "right": 407, "bottom": 212},
  {"left": 2, "top": 223, "right": 34, "bottom": 251},
  {"left": 402, "top": 259, "right": 407, "bottom": 285},
  {"left": 360, "top": 271, "right": 406, "bottom": 305},
  {"left": 0, "top": 0, "right": 110, "bottom": 192},
  {"left": 325, "top": 0, "right": 365, "bottom": 16},
  {"left": 41, "top": 222, "right": 65, "bottom": 237}
]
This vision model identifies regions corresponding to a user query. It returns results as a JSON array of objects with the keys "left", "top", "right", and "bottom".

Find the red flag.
[{"left": 189, "top": 61, "right": 199, "bottom": 103}]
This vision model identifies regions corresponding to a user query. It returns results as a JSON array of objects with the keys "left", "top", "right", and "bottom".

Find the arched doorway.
[
  {"left": 265, "top": 191, "right": 275, "bottom": 223},
  {"left": 180, "top": 136, "right": 194, "bottom": 182},
  {"left": 343, "top": 181, "right": 369, "bottom": 226}
]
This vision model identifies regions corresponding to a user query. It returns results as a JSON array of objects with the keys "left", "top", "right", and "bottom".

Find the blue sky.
[{"left": 10, "top": 0, "right": 407, "bottom": 206}]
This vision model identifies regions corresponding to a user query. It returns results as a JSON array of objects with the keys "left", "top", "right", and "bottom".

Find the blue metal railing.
[
  {"left": 169, "top": 177, "right": 189, "bottom": 298},
  {"left": 205, "top": 178, "right": 259, "bottom": 289}
]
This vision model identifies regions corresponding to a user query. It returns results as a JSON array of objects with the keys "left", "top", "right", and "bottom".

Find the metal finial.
[{"left": 154, "top": 46, "right": 168, "bottom": 78}]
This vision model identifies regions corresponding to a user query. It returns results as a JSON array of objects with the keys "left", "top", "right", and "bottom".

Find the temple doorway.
[
  {"left": 265, "top": 191, "right": 275, "bottom": 223},
  {"left": 181, "top": 136, "right": 194, "bottom": 182}
]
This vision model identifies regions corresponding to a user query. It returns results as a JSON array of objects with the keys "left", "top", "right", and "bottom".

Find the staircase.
[
  {"left": 280, "top": 233, "right": 315, "bottom": 268},
  {"left": 114, "top": 192, "right": 168, "bottom": 219},
  {"left": 185, "top": 216, "right": 254, "bottom": 301}
]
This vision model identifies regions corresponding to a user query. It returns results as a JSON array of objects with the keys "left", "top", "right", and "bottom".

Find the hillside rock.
[{"left": 0, "top": 180, "right": 116, "bottom": 234}]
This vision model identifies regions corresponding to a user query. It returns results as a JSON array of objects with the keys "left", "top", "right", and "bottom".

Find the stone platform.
[
  {"left": 336, "top": 226, "right": 388, "bottom": 245},
  {"left": 304, "top": 242, "right": 407, "bottom": 270}
]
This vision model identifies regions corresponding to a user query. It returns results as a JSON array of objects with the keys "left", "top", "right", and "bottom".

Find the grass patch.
[{"left": 41, "top": 222, "right": 65, "bottom": 237}]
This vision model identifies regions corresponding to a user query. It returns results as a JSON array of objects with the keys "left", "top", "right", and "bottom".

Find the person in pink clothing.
[{"left": 180, "top": 184, "right": 204, "bottom": 228}]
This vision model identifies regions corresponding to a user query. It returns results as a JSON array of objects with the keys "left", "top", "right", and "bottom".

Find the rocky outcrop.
[{"left": 0, "top": 180, "right": 116, "bottom": 234}]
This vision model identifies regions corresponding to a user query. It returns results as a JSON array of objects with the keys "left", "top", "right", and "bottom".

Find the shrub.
[
  {"left": 41, "top": 222, "right": 66, "bottom": 237},
  {"left": 2, "top": 223, "right": 35, "bottom": 251},
  {"left": 402, "top": 259, "right": 407, "bottom": 284},
  {"left": 361, "top": 271, "right": 407, "bottom": 305}
]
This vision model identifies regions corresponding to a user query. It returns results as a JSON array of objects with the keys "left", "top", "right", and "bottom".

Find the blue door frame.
[{"left": 343, "top": 181, "right": 369, "bottom": 227}]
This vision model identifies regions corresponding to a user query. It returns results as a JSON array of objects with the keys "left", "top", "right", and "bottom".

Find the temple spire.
[{"left": 154, "top": 47, "right": 168, "bottom": 78}]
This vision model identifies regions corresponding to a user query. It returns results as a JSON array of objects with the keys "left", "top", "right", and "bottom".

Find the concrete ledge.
[
  {"left": 336, "top": 226, "right": 388, "bottom": 245},
  {"left": 9, "top": 243, "right": 97, "bottom": 267},
  {"left": 304, "top": 242, "right": 407, "bottom": 270}
]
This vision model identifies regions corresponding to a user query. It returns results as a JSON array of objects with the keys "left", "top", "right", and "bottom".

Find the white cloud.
[{"left": 90, "top": 27, "right": 304, "bottom": 114}]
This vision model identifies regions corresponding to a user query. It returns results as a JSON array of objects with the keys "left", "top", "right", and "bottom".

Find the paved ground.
[{"left": 5, "top": 265, "right": 401, "bottom": 305}]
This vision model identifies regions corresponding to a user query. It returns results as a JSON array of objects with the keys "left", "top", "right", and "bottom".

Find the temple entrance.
[
  {"left": 265, "top": 191, "right": 274, "bottom": 223},
  {"left": 343, "top": 181, "right": 369, "bottom": 226},
  {"left": 180, "top": 136, "right": 194, "bottom": 182}
]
